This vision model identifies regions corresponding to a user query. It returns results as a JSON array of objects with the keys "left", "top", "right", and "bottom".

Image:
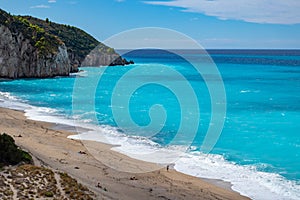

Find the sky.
[{"left": 0, "top": 0, "right": 300, "bottom": 49}]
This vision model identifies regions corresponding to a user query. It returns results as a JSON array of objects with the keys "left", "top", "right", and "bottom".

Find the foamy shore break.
[{"left": 0, "top": 107, "right": 249, "bottom": 200}]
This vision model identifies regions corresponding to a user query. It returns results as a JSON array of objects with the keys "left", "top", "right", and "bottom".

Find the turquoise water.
[{"left": 0, "top": 49, "right": 300, "bottom": 199}]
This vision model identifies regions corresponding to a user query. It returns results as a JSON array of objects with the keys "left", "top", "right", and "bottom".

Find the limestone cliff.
[
  {"left": 82, "top": 47, "right": 134, "bottom": 66},
  {"left": 0, "top": 9, "right": 71, "bottom": 78},
  {"left": 0, "top": 25, "right": 70, "bottom": 78},
  {"left": 0, "top": 9, "right": 132, "bottom": 79},
  {"left": 23, "top": 16, "right": 133, "bottom": 69}
]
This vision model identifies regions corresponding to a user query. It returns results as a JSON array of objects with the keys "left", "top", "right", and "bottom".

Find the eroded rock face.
[
  {"left": 0, "top": 7, "right": 134, "bottom": 79},
  {"left": 81, "top": 48, "right": 134, "bottom": 67},
  {"left": 0, "top": 25, "right": 71, "bottom": 79}
]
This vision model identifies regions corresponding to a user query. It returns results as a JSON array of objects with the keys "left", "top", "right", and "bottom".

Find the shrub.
[
  {"left": 0, "top": 133, "right": 33, "bottom": 166},
  {"left": 43, "top": 191, "right": 54, "bottom": 197}
]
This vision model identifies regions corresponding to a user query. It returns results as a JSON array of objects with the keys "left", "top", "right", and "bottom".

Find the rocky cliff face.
[
  {"left": 24, "top": 16, "right": 133, "bottom": 69},
  {"left": 0, "top": 25, "right": 70, "bottom": 78},
  {"left": 0, "top": 9, "right": 133, "bottom": 79},
  {"left": 0, "top": 9, "right": 71, "bottom": 79},
  {"left": 82, "top": 48, "right": 134, "bottom": 66}
]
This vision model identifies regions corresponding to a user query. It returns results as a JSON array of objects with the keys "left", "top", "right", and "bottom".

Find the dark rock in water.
[
  {"left": 0, "top": 8, "right": 133, "bottom": 79},
  {"left": 109, "top": 57, "right": 134, "bottom": 66}
]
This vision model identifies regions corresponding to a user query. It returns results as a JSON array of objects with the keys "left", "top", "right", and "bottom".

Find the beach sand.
[{"left": 0, "top": 107, "right": 250, "bottom": 200}]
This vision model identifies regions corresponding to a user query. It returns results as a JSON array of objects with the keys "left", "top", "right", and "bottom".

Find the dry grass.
[
  {"left": 0, "top": 174, "right": 13, "bottom": 200},
  {"left": 59, "top": 172, "right": 94, "bottom": 200},
  {"left": 0, "top": 164, "right": 95, "bottom": 199}
]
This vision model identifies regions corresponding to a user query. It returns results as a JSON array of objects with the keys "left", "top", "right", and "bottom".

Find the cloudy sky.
[{"left": 0, "top": 0, "right": 299, "bottom": 48}]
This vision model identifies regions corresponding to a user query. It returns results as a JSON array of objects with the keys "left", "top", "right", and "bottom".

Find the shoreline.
[
  {"left": 0, "top": 107, "right": 250, "bottom": 200},
  {"left": 39, "top": 121, "right": 234, "bottom": 192}
]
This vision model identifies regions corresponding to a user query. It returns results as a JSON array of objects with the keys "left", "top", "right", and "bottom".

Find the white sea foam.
[
  {"left": 0, "top": 91, "right": 18, "bottom": 101},
  {"left": 69, "top": 126, "right": 300, "bottom": 199},
  {"left": 70, "top": 70, "right": 88, "bottom": 77},
  {"left": 68, "top": 126, "right": 183, "bottom": 164},
  {"left": 0, "top": 91, "right": 31, "bottom": 111},
  {"left": 240, "top": 90, "right": 261, "bottom": 93},
  {"left": 66, "top": 127, "right": 300, "bottom": 200},
  {"left": 0, "top": 91, "right": 89, "bottom": 130},
  {"left": 1, "top": 91, "right": 299, "bottom": 200},
  {"left": 240, "top": 90, "right": 251, "bottom": 93},
  {"left": 174, "top": 152, "right": 300, "bottom": 200}
]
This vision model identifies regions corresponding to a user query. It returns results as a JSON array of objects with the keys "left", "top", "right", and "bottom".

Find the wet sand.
[{"left": 0, "top": 107, "right": 250, "bottom": 200}]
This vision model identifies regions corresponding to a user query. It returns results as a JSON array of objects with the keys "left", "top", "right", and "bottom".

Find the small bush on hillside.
[{"left": 0, "top": 133, "right": 32, "bottom": 167}]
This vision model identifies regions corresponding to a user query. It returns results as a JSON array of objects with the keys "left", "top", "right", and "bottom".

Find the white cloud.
[
  {"left": 48, "top": 0, "right": 56, "bottom": 3},
  {"left": 30, "top": 4, "right": 50, "bottom": 9},
  {"left": 144, "top": 0, "right": 300, "bottom": 24}
]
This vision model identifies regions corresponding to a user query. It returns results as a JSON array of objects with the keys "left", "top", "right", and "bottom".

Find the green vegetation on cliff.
[
  {"left": 0, "top": 8, "right": 121, "bottom": 65},
  {"left": 0, "top": 133, "right": 33, "bottom": 167},
  {"left": 0, "top": 8, "right": 132, "bottom": 78},
  {"left": 0, "top": 9, "right": 62, "bottom": 56},
  {"left": 23, "top": 16, "right": 104, "bottom": 63}
]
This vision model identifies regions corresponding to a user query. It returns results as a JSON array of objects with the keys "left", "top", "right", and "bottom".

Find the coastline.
[{"left": 0, "top": 107, "right": 250, "bottom": 200}]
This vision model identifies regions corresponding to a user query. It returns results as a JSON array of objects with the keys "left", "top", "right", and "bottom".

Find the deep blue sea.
[{"left": 0, "top": 49, "right": 300, "bottom": 199}]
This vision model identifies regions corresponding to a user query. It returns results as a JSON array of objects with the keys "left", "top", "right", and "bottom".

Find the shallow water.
[{"left": 0, "top": 49, "right": 299, "bottom": 199}]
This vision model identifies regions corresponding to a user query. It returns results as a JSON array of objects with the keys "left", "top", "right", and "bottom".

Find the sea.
[{"left": 0, "top": 49, "right": 299, "bottom": 200}]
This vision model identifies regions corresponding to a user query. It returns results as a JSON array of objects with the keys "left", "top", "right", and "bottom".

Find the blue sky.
[{"left": 0, "top": 0, "right": 299, "bottom": 49}]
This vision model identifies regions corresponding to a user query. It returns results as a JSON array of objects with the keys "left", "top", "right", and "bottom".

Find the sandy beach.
[{"left": 0, "top": 107, "right": 250, "bottom": 200}]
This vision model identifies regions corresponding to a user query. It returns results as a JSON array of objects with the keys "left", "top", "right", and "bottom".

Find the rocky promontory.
[{"left": 0, "top": 9, "right": 132, "bottom": 79}]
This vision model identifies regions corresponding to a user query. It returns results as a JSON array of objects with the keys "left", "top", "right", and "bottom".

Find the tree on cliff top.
[
  {"left": 0, "top": 9, "right": 62, "bottom": 56},
  {"left": 23, "top": 16, "right": 117, "bottom": 64},
  {"left": 0, "top": 8, "right": 118, "bottom": 64}
]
